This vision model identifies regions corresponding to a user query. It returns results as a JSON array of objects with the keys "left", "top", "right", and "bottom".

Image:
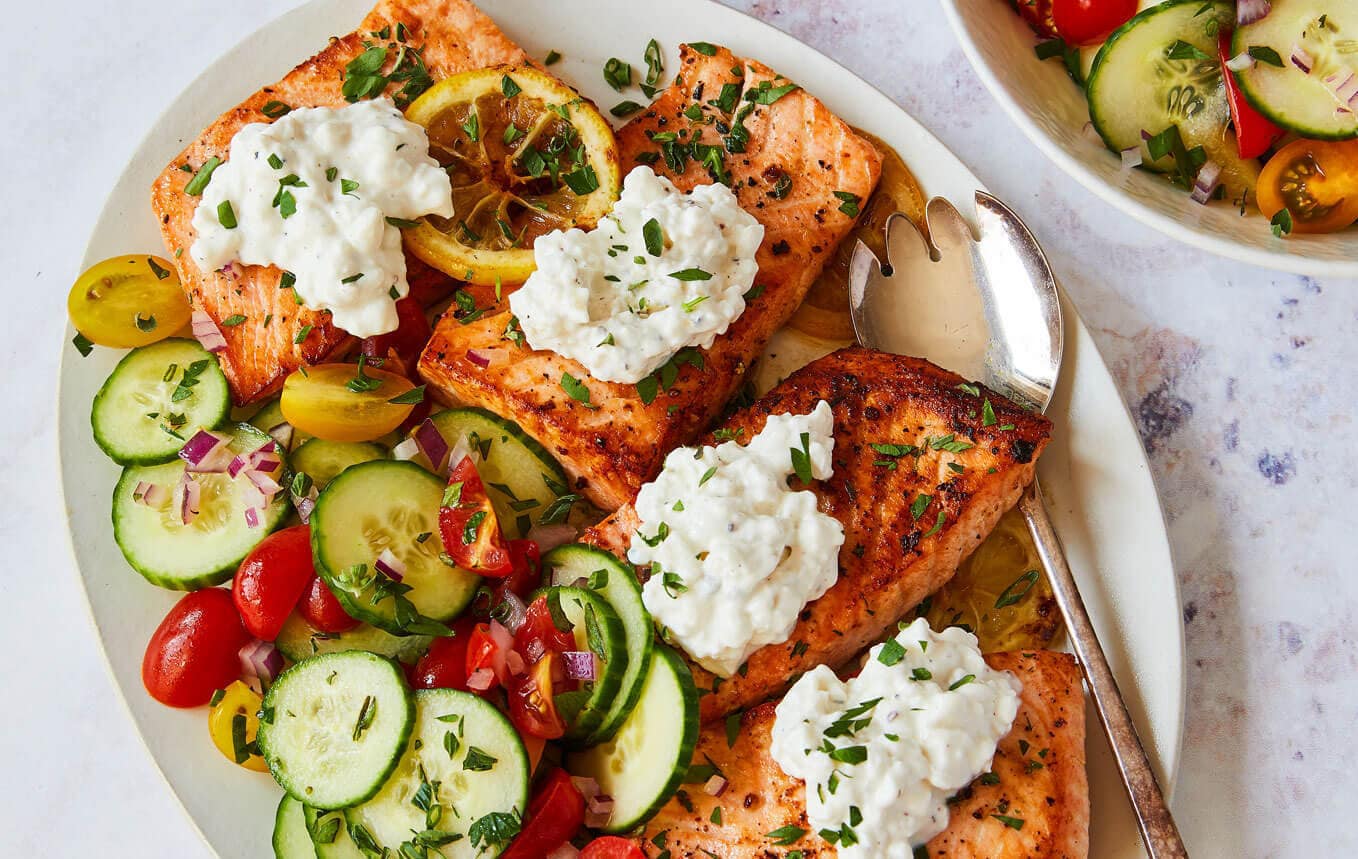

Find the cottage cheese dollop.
[
  {"left": 508, "top": 166, "right": 764, "bottom": 384},
  {"left": 190, "top": 99, "right": 453, "bottom": 337},
  {"left": 770, "top": 618, "right": 1022, "bottom": 855},
  {"left": 629, "top": 401, "right": 843, "bottom": 676}
]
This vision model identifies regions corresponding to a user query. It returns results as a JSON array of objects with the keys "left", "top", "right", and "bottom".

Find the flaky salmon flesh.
[
  {"left": 418, "top": 42, "right": 883, "bottom": 511},
  {"left": 151, "top": 0, "right": 529, "bottom": 405},
  {"left": 584, "top": 346, "right": 1053, "bottom": 723},
  {"left": 636, "top": 651, "right": 1089, "bottom": 859}
]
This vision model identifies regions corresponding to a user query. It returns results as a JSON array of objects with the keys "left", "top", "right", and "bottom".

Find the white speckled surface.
[{"left": 3, "top": 0, "right": 1355, "bottom": 855}]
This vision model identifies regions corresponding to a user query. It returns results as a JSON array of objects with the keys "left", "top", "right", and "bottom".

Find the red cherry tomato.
[
  {"left": 466, "top": 621, "right": 518, "bottom": 690},
  {"left": 508, "top": 651, "right": 567, "bottom": 739},
  {"left": 495, "top": 540, "right": 543, "bottom": 602},
  {"left": 439, "top": 456, "right": 513, "bottom": 575},
  {"left": 501, "top": 768, "right": 586, "bottom": 858},
  {"left": 410, "top": 617, "right": 477, "bottom": 690},
  {"left": 515, "top": 595, "right": 577, "bottom": 664},
  {"left": 231, "top": 525, "right": 315, "bottom": 640},
  {"left": 1051, "top": 0, "right": 1137, "bottom": 45},
  {"left": 580, "top": 836, "right": 645, "bottom": 859},
  {"left": 359, "top": 296, "right": 432, "bottom": 372},
  {"left": 298, "top": 575, "right": 361, "bottom": 633},
  {"left": 142, "top": 589, "right": 251, "bottom": 708}
]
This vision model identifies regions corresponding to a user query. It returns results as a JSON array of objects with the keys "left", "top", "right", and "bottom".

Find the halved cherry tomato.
[
  {"left": 207, "top": 680, "right": 269, "bottom": 771},
  {"left": 231, "top": 525, "right": 314, "bottom": 640},
  {"left": 580, "top": 836, "right": 645, "bottom": 859},
  {"left": 410, "top": 616, "right": 478, "bottom": 690},
  {"left": 515, "top": 595, "right": 577, "bottom": 664},
  {"left": 439, "top": 455, "right": 512, "bottom": 575},
  {"left": 1218, "top": 31, "right": 1285, "bottom": 160},
  {"left": 495, "top": 540, "right": 543, "bottom": 602},
  {"left": 466, "top": 621, "right": 517, "bottom": 689},
  {"left": 298, "top": 575, "right": 362, "bottom": 633},
  {"left": 501, "top": 768, "right": 586, "bottom": 858},
  {"left": 67, "top": 255, "right": 191, "bottom": 349},
  {"left": 1257, "top": 139, "right": 1358, "bottom": 235},
  {"left": 1052, "top": 0, "right": 1137, "bottom": 45},
  {"left": 360, "top": 296, "right": 432, "bottom": 372},
  {"left": 280, "top": 361, "right": 416, "bottom": 443},
  {"left": 143, "top": 589, "right": 251, "bottom": 708},
  {"left": 508, "top": 651, "right": 567, "bottom": 739}
]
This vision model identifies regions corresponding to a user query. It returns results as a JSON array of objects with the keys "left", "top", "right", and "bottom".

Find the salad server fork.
[{"left": 848, "top": 192, "right": 1190, "bottom": 859}]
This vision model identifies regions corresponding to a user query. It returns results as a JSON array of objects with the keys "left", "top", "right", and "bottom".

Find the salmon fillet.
[
  {"left": 583, "top": 346, "right": 1052, "bottom": 722},
  {"left": 150, "top": 0, "right": 528, "bottom": 405},
  {"left": 417, "top": 43, "right": 883, "bottom": 511},
  {"left": 636, "top": 651, "right": 1088, "bottom": 859}
]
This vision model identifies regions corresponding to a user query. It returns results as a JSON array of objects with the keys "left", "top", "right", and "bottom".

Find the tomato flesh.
[
  {"left": 1218, "top": 32, "right": 1285, "bottom": 160},
  {"left": 580, "top": 836, "right": 645, "bottom": 859},
  {"left": 438, "top": 456, "right": 513, "bottom": 575},
  {"left": 143, "top": 589, "right": 251, "bottom": 707},
  {"left": 509, "top": 651, "right": 568, "bottom": 739},
  {"left": 68, "top": 255, "right": 192, "bottom": 349},
  {"left": 1257, "top": 139, "right": 1358, "bottom": 234},
  {"left": 495, "top": 540, "right": 543, "bottom": 602},
  {"left": 231, "top": 525, "right": 314, "bottom": 640},
  {"left": 298, "top": 575, "right": 362, "bottom": 633},
  {"left": 1009, "top": 0, "right": 1059, "bottom": 38},
  {"left": 516, "top": 595, "right": 577, "bottom": 663},
  {"left": 280, "top": 361, "right": 416, "bottom": 443},
  {"left": 501, "top": 768, "right": 586, "bottom": 858},
  {"left": 410, "top": 617, "right": 477, "bottom": 690},
  {"left": 360, "top": 296, "right": 432, "bottom": 372},
  {"left": 1052, "top": 0, "right": 1137, "bottom": 45},
  {"left": 207, "top": 680, "right": 269, "bottom": 771}
]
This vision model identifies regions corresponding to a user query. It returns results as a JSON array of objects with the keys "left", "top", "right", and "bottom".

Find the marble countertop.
[{"left": 3, "top": 0, "right": 1353, "bottom": 855}]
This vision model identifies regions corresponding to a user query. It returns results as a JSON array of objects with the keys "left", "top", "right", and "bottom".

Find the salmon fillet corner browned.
[
  {"left": 636, "top": 650, "right": 1089, "bottom": 859},
  {"left": 418, "top": 42, "right": 883, "bottom": 511},
  {"left": 583, "top": 346, "right": 1053, "bottom": 722},
  {"left": 150, "top": 0, "right": 528, "bottom": 405}
]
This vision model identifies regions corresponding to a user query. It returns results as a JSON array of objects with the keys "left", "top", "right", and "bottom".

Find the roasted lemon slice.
[
  {"left": 922, "top": 507, "right": 1062, "bottom": 653},
  {"left": 403, "top": 66, "right": 621, "bottom": 285}
]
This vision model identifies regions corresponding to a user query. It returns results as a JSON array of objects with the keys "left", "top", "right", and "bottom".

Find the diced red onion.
[
  {"left": 704, "top": 774, "right": 729, "bottom": 796},
  {"left": 190, "top": 310, "right": 229, "bottom": 354},
  {"left": 563, "top": 651, "right": 598, "bottom": 681},
  {"left": 570, "top": 776, "right": 601, "bottom": 804},
  {"left": 465, "top": 348, "right": 491, "bottom": 368},
  {"left": 1191, "top": 160, "right": 1223, "bottom": 204},
  {"left": 526, "top": 523, "right": 577, "bottom": 552},
  {"left": 1140, "top": 129, "right": 1154, "bottom": 142},
  {"left": 584, "top": 795, "right": 615, "bottom": 829},
  {"left": 1236, "top": 0, "right": 1270, "bottom": 26},
  {"left": 466, "top": 667, "right": 496, "bottom": 691},
  {"left": 239, "top": 639, "right": 284, "bottom": 691},
  {"left": 1324, "top": 71, "right": 1358, "bottom": 109},
  {"left": 1291, "top": 44, "right": 1314, "bottom": 74},
  {"left": 547, "top": 846, "right": 580, "bottom": 859},
  {"left": 133, "top": 481, "right": 170, "bottom": 507},
  {"left": 178, "top": 474, "right": 201, "bottom": 525},
  {"left": 392, "top": 437, "right": 421, "bottom": 461},
  {"left": 240, "top": 480, "right": 268, "bottom": 514},
  {"left": 244, "top": 507, "right": 261, "bottom": 528},
  {"left": 1225, "top": 51, "right": 1254, "bottom": 72},
  {"left": 266, "top": 422, "right": 294, "bottom": 450},
  {"left": 293, "top": 492, "right": 317, "bottom": 524},
  {"left": 247, "top": 470, "right": 283, "bottom": 498},
  {"left": 414, "top": 419, "right": 450, "bottom": 473},
  {"left": 179, "top": 429, "right": 233, "bottom": 473},
  {"left": 1119, "top": 146, "right": 1143, "bottom": 170},
  {"left": 374, "top": 548, "right": 406, "bottom": 582},
  {"left": 488, "top": 620, "right": 515, "bottom": 684},
  {"left": 505, "top": 650, "right": 527, "bottom": 676},
  {"left": 495, "top": 591, "right": 528, "bottom": 634}
]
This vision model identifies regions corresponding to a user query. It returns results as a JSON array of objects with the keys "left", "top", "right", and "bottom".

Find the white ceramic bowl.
[{"left": 940, "top": 0, "right": 1358, "bottom": 278}]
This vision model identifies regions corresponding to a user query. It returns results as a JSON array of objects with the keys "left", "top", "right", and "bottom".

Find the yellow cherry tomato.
[
  {"left": 1257, "top": 139, "right": 1358, "bottom": 235},
  {"left": 280, "top": 362, "right": 416, "bottom": 442},
  {"left": 67, "top": 255, "right": 191, "bottom": 348},
  {"left": 208, "top": 681, "right": 269, "bottom": 772}
]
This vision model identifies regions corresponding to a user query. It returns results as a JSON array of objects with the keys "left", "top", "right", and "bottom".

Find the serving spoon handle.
[{"left": 1019, "top": 481, "right": 1189, "bottom": 859}]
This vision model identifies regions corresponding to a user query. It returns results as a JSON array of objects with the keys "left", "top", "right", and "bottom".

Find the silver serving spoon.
[{"left": 849, "top": 193, "right": 1189, "bottom": 859}]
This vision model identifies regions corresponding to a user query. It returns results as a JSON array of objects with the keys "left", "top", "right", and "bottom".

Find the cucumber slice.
[
  {"left": 566, "top": 645, "right": 699, "bottom": 833},
  {"left": 291, "top": 439, "right": 387, "bottom": 490},
  {"left": 345, "top": 688, "right": 530, "bottom": 859},
  {"left": 273, "top": 794, "right": 318, "bottom": 859},
  {"left": 113, "top": 423, "right": 291, "bottom": 589},
  {"left": 257, "top": 651, "right": 414, "bottom": 810},
  {"left": 250, "top": 400, "right": 310, "bottom": 451},
  {"left": 424, "top": 407, "right": 571, "bottom": 539},
  {"left": 544, "top": 545, "right": 654, "bottom": 746},
  {"left": 311, "top": 461, "right": 479, "bottom": 635},
  {"left": 1234, "top": 2, "right": 1358, "bottom": 140},
  {"left": 304, "top": 807, "right": 365, "bottom": 859},
  {"left": 91, "top": 339, "right": 229, "bottom": 465},
  {"left": 275, "top": 614, "right": 434, "bottom": 665},
  {"left": 1088, "top": 0, "right": 1259, "bottom": 198},
  {"left": 535, "top": 585, "right": 627, "bottom": 744}
]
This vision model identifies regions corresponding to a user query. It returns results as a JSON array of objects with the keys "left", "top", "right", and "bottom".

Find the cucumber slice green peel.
[
  {"left": 273, "top": 794, "right": 318, "bottom": 859},
  {"left": 1234, "top": 6, "right": 1358, "bottom": 141},
  {"left": 534, "top": 585, "right": 628, "bottom": 745}
]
